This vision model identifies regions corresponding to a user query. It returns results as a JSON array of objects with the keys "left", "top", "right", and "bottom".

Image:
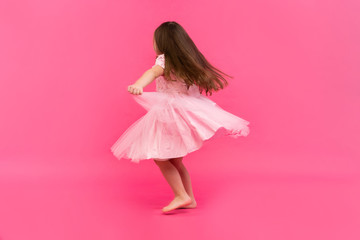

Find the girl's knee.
[{"left": 170, "top": 157, "right": 184, "bottom": 169}]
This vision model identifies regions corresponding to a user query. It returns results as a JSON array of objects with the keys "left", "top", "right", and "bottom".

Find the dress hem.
[{"left": 110, "top": 124, "right": 249, "bottom": 164}]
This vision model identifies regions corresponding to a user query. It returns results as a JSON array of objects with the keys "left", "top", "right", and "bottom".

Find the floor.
[{"left": 0, "top": 149, "right": 359, "bottom": 240}]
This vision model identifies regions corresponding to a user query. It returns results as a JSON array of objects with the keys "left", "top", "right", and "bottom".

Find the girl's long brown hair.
[{"left": 153, "top": 21, "right": 233, "bottom": 96}]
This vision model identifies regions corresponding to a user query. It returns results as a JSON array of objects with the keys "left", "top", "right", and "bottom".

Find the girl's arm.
[{"left": 128, "top": 65, "right": 164, "bottom": 95}]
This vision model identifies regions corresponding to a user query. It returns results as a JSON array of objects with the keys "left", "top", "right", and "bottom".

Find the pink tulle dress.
[{"left": 110, "top": 54, "right": 250, "bottom": 163}]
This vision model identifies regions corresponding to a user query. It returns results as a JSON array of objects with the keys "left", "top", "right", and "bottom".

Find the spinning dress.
[{"left": 110, "top": 54, "right": 250, "bottom": 163}]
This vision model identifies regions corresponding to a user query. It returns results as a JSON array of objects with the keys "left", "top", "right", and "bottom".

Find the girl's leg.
[
  {"left": 153, "top": 158, "right": 192, "bottom": 212},
  {"left": 169, "top": 157, "right": 197, "bottom": 208}
]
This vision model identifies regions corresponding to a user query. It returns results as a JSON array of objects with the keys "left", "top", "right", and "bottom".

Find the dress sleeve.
[{"left": 153, "top": 54, "right": 165, "bottom": 69}]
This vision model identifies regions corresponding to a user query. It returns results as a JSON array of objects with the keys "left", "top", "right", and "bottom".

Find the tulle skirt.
[{"left": 110, "top": 91, "right": 250, "bottom": 163}]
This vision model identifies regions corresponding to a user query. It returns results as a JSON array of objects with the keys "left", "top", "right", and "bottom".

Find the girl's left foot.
[{"left": 162, "top": 195, "right": 192, "bottom": 213}]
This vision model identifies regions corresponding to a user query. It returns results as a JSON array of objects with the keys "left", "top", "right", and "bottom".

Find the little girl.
[{"left": 111, "top": 21, "right": 250, "bottom": 213}]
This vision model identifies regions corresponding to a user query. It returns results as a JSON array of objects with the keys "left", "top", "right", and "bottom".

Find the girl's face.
[{"left": 153, "top": 37, "right": 161, "bottom": 55}]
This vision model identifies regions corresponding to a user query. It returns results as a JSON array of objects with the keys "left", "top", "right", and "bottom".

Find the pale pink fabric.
[{"left": 111, "top": 54, "right": 250, "bottom": 163}]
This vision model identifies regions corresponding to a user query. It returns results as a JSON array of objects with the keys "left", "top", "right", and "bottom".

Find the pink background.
[{"left": 0, "top": 0, "right": 359, "bottom": 239}]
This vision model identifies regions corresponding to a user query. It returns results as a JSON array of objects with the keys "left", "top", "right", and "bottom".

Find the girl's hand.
[{"left": 127, "top": 84, "right": 143, "bottom": 95}]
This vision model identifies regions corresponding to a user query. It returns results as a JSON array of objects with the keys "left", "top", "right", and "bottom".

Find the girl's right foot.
[{"left": 179, "top": 199, "right": 197, "bottom": 209}]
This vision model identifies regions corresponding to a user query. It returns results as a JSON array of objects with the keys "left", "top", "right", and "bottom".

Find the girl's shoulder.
[
  {"left": 153, "top": 54, "right": 165, "bottom": 69},
  {"left": 156, "top": 53, "right": 165, "bottom": 62}
]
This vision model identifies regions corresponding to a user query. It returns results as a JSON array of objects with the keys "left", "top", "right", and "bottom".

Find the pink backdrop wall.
[
  {"left": 0, "top": 0, "right": 359, "bottom": 239},
  {"left": 1, "top": 0, "right": 359, "bottom": 165}
]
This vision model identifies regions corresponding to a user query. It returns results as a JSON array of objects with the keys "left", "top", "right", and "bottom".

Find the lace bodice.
[{"left": 152, "top": 54, "right": 201, "bottom": 96}]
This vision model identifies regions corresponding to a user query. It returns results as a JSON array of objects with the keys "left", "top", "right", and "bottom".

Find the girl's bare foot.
[
  {"left": 162, "top": 195, "right": 192, "bottom": 212},
  {"left": 178, "top": 199, "right": 197, "bottom": 209}
]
